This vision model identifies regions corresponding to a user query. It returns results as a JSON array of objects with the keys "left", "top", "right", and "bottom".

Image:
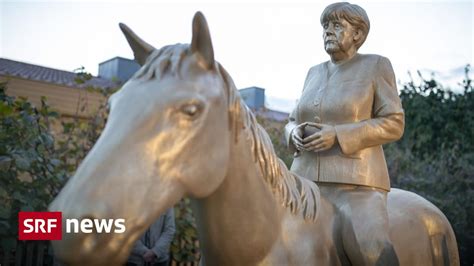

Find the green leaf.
[
  {"left": 0, "top": 186, "right": 8, "bottom": 199},
  {"left": 0, "top": 220, "right": 11, "bottom": 232},
  {"left": 12, "top": 191, "right": 27, "bottom": 203},
  {"left": 20, "top": 204, "right": 34, "bottom": 212},
  {"left": 40, "top": 96, "right": 49, "bottom": 108},
  {"left": 50, "top": 159, "right": 61, "bottom": 166},
  {"left": 1, "top": 237, "right": 17, "bottom": 251},
  {"left": 0, "top": 101, "right": 13, "bottom": 116},
  {"left": 0, "top": 155, "right": 12, "bottom": 171},
  {"left": 184, "top": 227, "right": 196, "bottom": 238},
  {"left": 48, "top": 111, "right": 59, "bottom": 118},
  {"left": 0, "top": 205, "right": 11, "bottom": 219},
  {"left": 13, "top": 154, "right": 30, "bottom": 171}
]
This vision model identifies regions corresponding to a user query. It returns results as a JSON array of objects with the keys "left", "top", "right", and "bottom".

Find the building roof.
[
  {"left": 0, "top": 58, "right": 119, "bottom": 89},
  {"left": 0, "top": 57, "right": 290, "bottom": 121},
  {"left": 98, "top": 56, "right": 136, "bottom": 66},
  {"left": 240, "top": 86, "right": 265, "bottom": 92}
]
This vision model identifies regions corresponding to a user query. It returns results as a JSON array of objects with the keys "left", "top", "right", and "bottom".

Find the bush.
[
  {"left": 386, "top": 65, "right": 473, "bottom": 265},
  {"left": 171, "top": 198, "right": 200, "bottom": 262},
  {"left": 0, "top": 70, "right": 115, "bottom": 254},
  {"left": 0, "top": 82, "right": 66, "bottom": 250}
]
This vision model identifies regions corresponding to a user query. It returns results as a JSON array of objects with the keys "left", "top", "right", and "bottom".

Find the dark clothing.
[{"left": 127, "top": 208, "right": 175, "bottom": 266}]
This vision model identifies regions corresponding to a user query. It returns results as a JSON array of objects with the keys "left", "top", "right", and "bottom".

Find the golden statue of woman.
[
  {"left": 49, "top": 9, "right": 458, "bottom": 266},
  {"left": 285, "top": 2, "right": 403, "bottom": 264}
]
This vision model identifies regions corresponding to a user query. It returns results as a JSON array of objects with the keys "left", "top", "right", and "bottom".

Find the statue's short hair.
[{"left": 320, "top": 2, "right": 370, "bottom": 49}]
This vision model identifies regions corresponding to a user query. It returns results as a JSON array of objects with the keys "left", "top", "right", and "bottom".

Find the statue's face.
[{"left": 322, "top": 18, "right": 357, "bottom": 55}]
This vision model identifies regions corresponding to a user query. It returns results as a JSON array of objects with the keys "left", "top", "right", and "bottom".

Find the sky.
[{"left": 1, "top": 0, "right": 473, "bottom": 112}]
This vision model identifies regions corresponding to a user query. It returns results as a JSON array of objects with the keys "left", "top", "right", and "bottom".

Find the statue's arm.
[
  {"left": 284, "top": 67, "right": 317, "bottom": 153},
  {"left": 284, "top": 109, "right": 298, "bottom": 153},
  {"left": 334, "top": 56, "right": 405, "bottom": 155}
]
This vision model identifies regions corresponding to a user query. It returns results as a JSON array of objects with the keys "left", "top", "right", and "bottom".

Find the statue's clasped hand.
[{"left": 292, "top": 122, "right": 337, "bottom": 153}]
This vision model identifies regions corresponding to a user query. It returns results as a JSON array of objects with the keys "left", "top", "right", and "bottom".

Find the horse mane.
[
  {"left": 132, "top": 44, "right": 190, "bottom": 81},
  {"left": 217, "top": 63, "right": 321, "bottom": 222},
  {"left": 133, "top": 44, "right": 320, "bottom": 221}
]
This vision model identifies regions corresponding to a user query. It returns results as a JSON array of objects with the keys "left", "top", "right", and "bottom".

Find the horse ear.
[
  {"left": 191, "top": 12, "right": 215, "bottom": 69},
  {"left": 119, "top": 23, "right": 155, "bottom": 66}
]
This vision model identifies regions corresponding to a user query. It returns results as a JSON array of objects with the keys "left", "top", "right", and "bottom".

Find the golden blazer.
[{"left": 285, "top": 54, "right": 404, "bottom": 191}]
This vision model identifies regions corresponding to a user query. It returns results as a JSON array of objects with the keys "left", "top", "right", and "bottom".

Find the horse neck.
[{"left": 191, "top": 127, "right": 284, "bottom": 263}]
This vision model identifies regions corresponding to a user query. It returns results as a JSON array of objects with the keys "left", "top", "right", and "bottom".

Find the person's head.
[{"left": 320, "top": 2, "right": 370, "bottom": 54}]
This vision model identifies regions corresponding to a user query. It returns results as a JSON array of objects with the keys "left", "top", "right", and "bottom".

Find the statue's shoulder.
[
  {"left": 307, "top": 61, "right": 329, "bottom": 75},
  {"left": 358, "top": 53, "right": 391, "bottom": 65},
  {"left": 312, "top": 61, "right": 328, "bottom": 69}
]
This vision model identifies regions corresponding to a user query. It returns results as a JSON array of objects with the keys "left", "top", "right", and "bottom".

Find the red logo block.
[{"left": 18, "top": 212, "right": 62, "bottom": 240}]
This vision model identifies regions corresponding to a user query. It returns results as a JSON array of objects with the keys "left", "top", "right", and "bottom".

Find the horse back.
[{"left": 387, "top": 188, "right": 459, "bottom": 266}]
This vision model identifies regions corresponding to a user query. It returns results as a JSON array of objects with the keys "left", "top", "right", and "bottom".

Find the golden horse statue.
[{"left": 49, "top": 12, "right": 459, "bottom": 266}]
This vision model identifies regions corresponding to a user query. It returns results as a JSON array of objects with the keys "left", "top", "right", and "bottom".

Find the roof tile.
[{"left": 0, "top": 58, "right": 119, "bottom": 89}]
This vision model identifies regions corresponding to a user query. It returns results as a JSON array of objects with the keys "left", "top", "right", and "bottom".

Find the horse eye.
[{"left": 181, "top": 103, "right": 202, "bottom": 119}]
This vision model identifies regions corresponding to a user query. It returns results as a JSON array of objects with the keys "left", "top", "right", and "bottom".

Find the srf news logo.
[
  {"left": 18, "top": 212, "right": 126, "bottom": 240},
  {"left": 19, "top": 212, "right": 62, "bottom": 240}
]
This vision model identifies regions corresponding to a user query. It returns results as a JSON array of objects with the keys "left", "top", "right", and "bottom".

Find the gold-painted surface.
[{"left": 49, "top": 10, "right": 459, "bottom": 266}]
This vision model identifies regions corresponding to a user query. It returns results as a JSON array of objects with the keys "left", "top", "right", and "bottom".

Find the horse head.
[{"left": 49, "top": 12, "right": 233, "bottom": 265}]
